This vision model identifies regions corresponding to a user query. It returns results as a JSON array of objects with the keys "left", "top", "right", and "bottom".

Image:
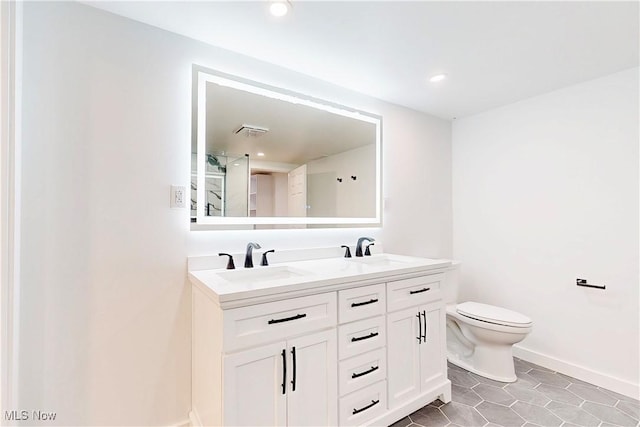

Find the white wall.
[
  {"left": 452, "top": 68, "right": 639, "bottom": 397},
  {"left": 19, "top": 3, "right": 452, "bottom": 425},
  {"left": 307, "top": 144, "right": 376, "bottom": 218},
  {"left": 272, "top": 172, "right": 289, "bottom": 218}
]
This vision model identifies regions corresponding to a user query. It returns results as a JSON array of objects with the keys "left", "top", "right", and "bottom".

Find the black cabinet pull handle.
[
  {"left": 352, "top": 399, "right": 379, "bottom": 415},
  {"left": 268, "top": 313, "right": 307, "bottom": 324},
  {"left": 291, "top": 346, "right": 297, "bottom": 392},
  {"left": 281, "top": 349, "right": 286, "bottom": 395},
  {"left": 351, "top": 298, "right": 378, "bottom": 308},
  {"left": 421, "top": 311, "right": 427, "bottom": 342},
  {"left": 351, "top": 365, "right": 379, "bottom": 379},
  {"left": 351, "top": 332, "right": 379, "bottom": 342},
  {"left": 409, "top": 287, "right": 430, "bottom": 295},
  {"left": 416, "top": 312, "right": 422, "bottom": 342},
  {"left": 576, "top": 278, "right": 606, "bottom": 290}
]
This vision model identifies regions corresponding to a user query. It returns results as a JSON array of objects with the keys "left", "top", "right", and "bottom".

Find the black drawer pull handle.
[
  {"left": 281, "top": 349, "right": 286, "bottom": 395},
  {"left": 351, "top": 332, "right": 379, "bottom": 342},
  {"left": 291, "top": 346, "right": 297, "bottom": 392},
  {"left": 576, "top": 278, "right": 606, "bottom": 290},
  {"left": 268, "top": 313, "right": 307, "bottom": 324},
  {"left": 351, "top": 365, "right": 379, "bottom": 379},
  {"left": 409, "top": 287, "right": 430, "bottom": 295},
  {"left": 416, "top": 312, "right": 422, "bottom": 342},
  {"left": 351, "top": 298, "right": 379, "bottom": 308},
  {"left": 353, "top": 399, "right": 379, "bottom": 415}
]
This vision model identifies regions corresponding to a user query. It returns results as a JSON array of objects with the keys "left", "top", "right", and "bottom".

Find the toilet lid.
[{"left": 457, "top": 302, "right": 532, "bottom": 328}]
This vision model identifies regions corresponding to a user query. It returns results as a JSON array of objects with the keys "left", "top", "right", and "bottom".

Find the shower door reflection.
[{"left": 191, "top": 153, "right": 249, "bottom": 220}]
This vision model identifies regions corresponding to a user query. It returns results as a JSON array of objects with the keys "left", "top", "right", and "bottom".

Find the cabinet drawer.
[
  {"left": 338, "top": 283, "right": 386, "bottom": 324},
  {"left": 339, "top": 348, "right": 387, "bottom": 397},
  {"left": 223, "top": 292, "right": 337, "bottom": 351},
  {"left": 338, "top": 316, "right": 386, "bottom": 360},
  {"left": 387, "top": 273, "right": 443, "bottom": 312},
  {"left": 339, "top": 380, "right": 387, "bottom": 426}
]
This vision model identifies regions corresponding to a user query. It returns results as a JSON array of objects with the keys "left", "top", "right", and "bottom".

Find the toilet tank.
[{"left": 442, "top": 261, "right": 461, "bottom": 304}]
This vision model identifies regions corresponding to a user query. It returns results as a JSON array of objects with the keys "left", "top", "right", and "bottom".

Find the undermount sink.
[
  {"left": 349, "top": 254, "right": 410, "bottom": 266},
  {"left": 347, "top": 254, "right": 412, "bottom": 267},
  {"left": 216, "top": 265, "right": 313, "bottom": 283}
]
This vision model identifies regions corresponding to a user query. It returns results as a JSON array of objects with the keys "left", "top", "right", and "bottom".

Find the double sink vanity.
[
  {"left": 189, "top": 66, "right": 452, "bottom": 426},
  {"left": 188, "top": 246, "right": 453, "bottom": 426}
]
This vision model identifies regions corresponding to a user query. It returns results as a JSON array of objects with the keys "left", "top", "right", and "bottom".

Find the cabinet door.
[
  {"left": 387, "top": 306, "right": 421, "bottom": 408},
  {"left": 223, "top": 341, "right": 287, "bottom": 426},
  {"left": 418, "top": 302, "right": 445, "bottom": 391},
  {"left": 287, "top": 329, "right": 338, "bottom": 426}
]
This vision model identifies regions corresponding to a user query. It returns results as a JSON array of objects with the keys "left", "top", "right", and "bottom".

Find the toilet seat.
[{"left": 456, "top": 302, "right": 532, "bottom": 328}]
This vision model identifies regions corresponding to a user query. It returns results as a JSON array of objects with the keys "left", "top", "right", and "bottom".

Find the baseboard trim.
[
  {"left": 366, "top": 379, "right": 451, "bottom": 427},
  {"left": 513, "top": 345, "right": 639, "bottom": 399},
  {"left": 188, "top": 410, "right": 202, "bottom": 427},
  {"left": 169, "top": 418, "right": 191, "bottom": 427}
]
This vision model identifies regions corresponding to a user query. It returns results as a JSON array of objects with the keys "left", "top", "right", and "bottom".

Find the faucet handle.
[
  {"left": 218, "top": 253, "right": 235, "bottom": 270},
  {"left": 364, "top": 243, "right": 375, "bottom": 256},
  {"left": 261, "top": 249, "right": 275, "bottom": 266},
  {"left": 341, "top": 245, "right": 352, "bottom": 258}
]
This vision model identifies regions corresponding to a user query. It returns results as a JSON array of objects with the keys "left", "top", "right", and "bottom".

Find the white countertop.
[{"left": 189, "top": 253, "right": 452, "bottom": 308}]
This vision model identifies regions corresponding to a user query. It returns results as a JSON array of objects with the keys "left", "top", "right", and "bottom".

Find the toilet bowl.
[{"left": 446, "top": 301, "right": 532, "bottom": 382}]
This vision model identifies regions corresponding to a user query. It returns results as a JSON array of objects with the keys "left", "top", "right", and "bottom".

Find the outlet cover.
[{"left": 171, "top": 185, "right": 186, "bottom": 208}]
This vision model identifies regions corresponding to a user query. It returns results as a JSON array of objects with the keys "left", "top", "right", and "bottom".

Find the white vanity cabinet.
[
  {"left": 223, "top": 329, "right": 337, "bottom": 426},
  {"left": 386, "top": 274, "right": 448, "bottom": 411},
  {"left": 387, "top": 302, "right": 445, "bottom": 408},
  {"left": 192, "top": 288, "right": 338, "bottom": 427},
  {"left": 337, "top": 284, "right": 388, "bottom": 426},
  {"left": 222, "top": 341, "right": 287, "bottom": 426},
  {"left": 189, "top": 254, "right": 452, "bottom": 427}
]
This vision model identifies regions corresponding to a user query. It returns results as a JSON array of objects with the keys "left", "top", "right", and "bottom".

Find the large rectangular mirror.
[{"left": 192, "top": 65, "right": 382, "bottom": 229}]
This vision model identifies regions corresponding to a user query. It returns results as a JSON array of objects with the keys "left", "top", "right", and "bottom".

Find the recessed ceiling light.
[
  {"left": 270, "top": 1, "right": 289, "bottom": 17},
  {"left": 257, "top": 152, "right": 265, "bottom": 157},
  {"left": 429, "top": 74, "right": 447, "bottom": 83}
]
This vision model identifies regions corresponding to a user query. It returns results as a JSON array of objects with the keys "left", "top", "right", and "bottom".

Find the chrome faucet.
[
  {"left": 355, "top": 237, "right": 375, "bottom": 257},
  {"left": 244, "top": 242, "right": 261, "bottom": 268}
]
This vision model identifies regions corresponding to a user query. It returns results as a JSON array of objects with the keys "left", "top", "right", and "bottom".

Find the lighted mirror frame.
[{"left": 193, "top": 66, "right": 382, "bottom": 229}]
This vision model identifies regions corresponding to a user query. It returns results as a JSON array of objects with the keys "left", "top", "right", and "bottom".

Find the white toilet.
[{"left": 443, "top": 264, "right": 533, "bottom": 382}]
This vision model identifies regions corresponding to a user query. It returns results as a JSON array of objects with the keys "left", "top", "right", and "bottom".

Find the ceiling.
[
  {"left": 204, "top": 80, "right": 376, "bottom": 164},
  {"left": 85, "top": 1, "right": 639, "bottom": 119}
]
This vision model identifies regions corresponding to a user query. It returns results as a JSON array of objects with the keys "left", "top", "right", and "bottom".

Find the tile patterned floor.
[{"left": 390, "top": 358, "right": 640, "bottom": 427}]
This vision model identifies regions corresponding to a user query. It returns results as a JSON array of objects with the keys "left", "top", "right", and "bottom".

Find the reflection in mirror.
[
  {"left": 190, "top": 153, "right": 249, "bottom": 217},
  {"left": 192, "top": 66, "right": 382, "bottom": 228}
]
